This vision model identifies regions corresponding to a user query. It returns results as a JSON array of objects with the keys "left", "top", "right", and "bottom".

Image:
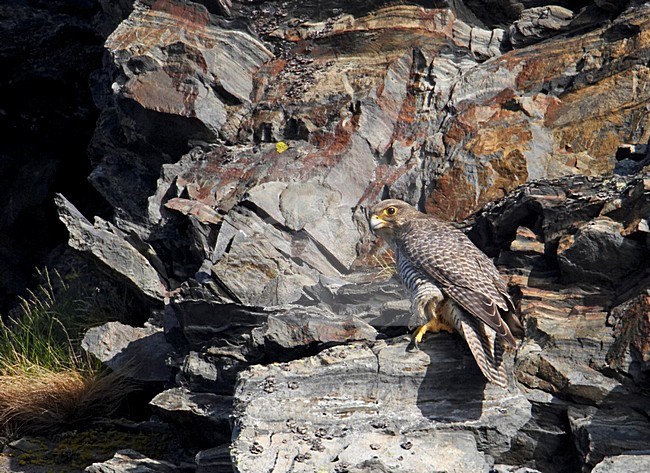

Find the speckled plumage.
[{"left": 369, "top": 199, "right": 523, "bottom": 387}]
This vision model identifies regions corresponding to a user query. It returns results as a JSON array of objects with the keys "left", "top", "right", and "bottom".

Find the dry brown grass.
[
  {"left": 0, "top": 367, "right": 135, "bottom": 436},
  {"left": 0, "top": 269, "right": 139, "bottom": 436},
  {"left": 372, "top": 249, "right": 397, "bottom": 280}
]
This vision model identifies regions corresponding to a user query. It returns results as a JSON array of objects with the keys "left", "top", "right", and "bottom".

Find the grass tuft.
[
  {"left": 0, "top": 269, "right": 136, "bottom": 436},
  {"left": 0, "top": 369, "right": 132, "bottom": 436}
]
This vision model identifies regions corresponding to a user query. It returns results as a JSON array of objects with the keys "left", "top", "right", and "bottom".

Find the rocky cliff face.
[
  {"left": 67, "top": 0, "right": 650, "bottom": 310},
  {"left": 3, "top": 0, "right": 649, "bottom": 472}
]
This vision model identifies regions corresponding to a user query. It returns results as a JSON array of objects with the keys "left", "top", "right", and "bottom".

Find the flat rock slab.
[
  {"left": 84, "top": 449, "right": 177, "bottom": 473},
  {"left": 232, "top": 337, "right": 531, "bottom": 472},
  {"left": 592, "top": 454, "right": 650, "bottom": 473}
]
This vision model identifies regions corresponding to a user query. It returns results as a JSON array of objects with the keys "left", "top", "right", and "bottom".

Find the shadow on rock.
[
  {"left": 415, "top": 334, "right": 487, "bottom": 422},
  {"left": 414, "top": 334, "right": 533, "bottom": 465}
]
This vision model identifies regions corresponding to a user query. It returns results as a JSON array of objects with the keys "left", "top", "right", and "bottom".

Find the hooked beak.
[{"left": 370, "top": 214, "right": 386, "bottom": 231}]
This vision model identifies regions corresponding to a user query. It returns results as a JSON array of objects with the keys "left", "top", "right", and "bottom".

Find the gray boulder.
[{"left": 82, "top": 321, "right": 173, "bottom": 383}]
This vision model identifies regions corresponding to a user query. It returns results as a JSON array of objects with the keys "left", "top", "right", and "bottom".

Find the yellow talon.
[
  {"left": 414, "top": 323, "right": 429, "bottom": 344},
  {"left": 413, "top": 314, "right": 455, "bottom": 344}
]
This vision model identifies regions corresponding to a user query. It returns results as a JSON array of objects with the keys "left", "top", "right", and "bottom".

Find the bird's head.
[{"left": 369, "top": 199, "right": 420, "bottom": 243}]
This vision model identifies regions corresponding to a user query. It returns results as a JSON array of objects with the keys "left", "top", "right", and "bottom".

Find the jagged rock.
[
  {"left": 452, "top": 19, "right": 506, "bottom": 60},
  {"left": 557, "top": 217, "right": 648, "bottom": 285},
  {"left": 164, "top": 296, "right": 267, "bottom": 394},
  {"left": 303, "top": 277, "right": 413, "bottom": 333},
  {"left": 72, "top": 0, "right": 650, "bottom": 316},
  {"left": 568, "top": 405, "right": 650, "bottom": 470},
  {"left": 471, "top": 174, "right": 650, "bottom": 258},
  {"left": 105, "top": 0, "right": 273, "bottom": 145},
  {"left": 84, "top": 449, "right": 178, "bottom": 473},
  {"left": 208, "top": 205, "right": 323, "bottom": 306},
  {"left": 180, "top": 351, "right": 220, "bottom": 391},
  {"left": 516, "top": 347, "right": 622, "bottom": 404},
  {"left": 424, "top": 4, "right": 650, "bottom": 219},
  {"left": 55, "top": 194, "right": 167, "bottom": 302},
  {"left": 232, "top": 339, "right": 531, "bottom": 472},
  {"left": 592, "top": 454, "right": 650, "bottom": 473},
  {"left": 522, "top": 302, "right": 614, "bottom": 367},
  {"left": 5, "top": 0, "right": 650, "bottom": 313},
  {"left": 150, "top": 387, "right": 232, "bottom": 446},
  {"left": 509, "top": 6, "right": 574, "bottom": 47},
  {"left": 161, "top": 172, "right": 649, "bottom": 472},
  {"left": 82, "top": 321, "right": 173, "bottom": 383},
  {"left": 167, "top": 280, "right": 379, "bottom": 392},
  {"left": 500, "top": 387, "right": 577, "bottom": 472},
  {"left": 471, "top": 174, "right": 649, "bottom": 386},
  {"left": 465, "top": 172, "right": 650, "bottom": 471},
  {"left": 607, "top": 288, "right": 650, "bottom": 383},
  {"left": 8, "top": 2, "right": 650, "bottom": 473},
  {"left": 90, "top": 0, "right": 277, "bottom": 228},
  {"left": 254, "top": 306, "right": 377, "bottom": 358},
  {"left": 165, "top": 297, "right": 267, "bottom": 349}
]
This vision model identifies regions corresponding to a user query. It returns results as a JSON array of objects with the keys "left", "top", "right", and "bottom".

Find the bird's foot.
[
  {"left": 406, "top": 324, "right": 427, "bottom": 352},
  {"left": 421, "top": 316, "right": 455, "bottom": 337},
  {"left": 413, "top": 323, "right": 430, "bottom": 345},
  {"left": 408, "top": 317, "right": 455, "bottom": 351}
]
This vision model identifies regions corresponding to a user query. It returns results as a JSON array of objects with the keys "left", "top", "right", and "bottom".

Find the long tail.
[{"left": 441, "top": 300, "right": 508, "bottom": 387}]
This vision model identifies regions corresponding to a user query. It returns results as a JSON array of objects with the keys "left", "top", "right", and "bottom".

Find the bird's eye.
[{"left": 385, "top": 206, "right": 397, "bottom": 216}]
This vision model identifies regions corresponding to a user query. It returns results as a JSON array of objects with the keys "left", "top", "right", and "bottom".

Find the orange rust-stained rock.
[
  {"left": 97, "top": 1, "right": 650, "bottom": 248},
  {"left": 425, "top": 167, "right": 478, "bottom": 221},
  {"left": 89, "top": 0, "right": 650, "bottom": 304}
]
